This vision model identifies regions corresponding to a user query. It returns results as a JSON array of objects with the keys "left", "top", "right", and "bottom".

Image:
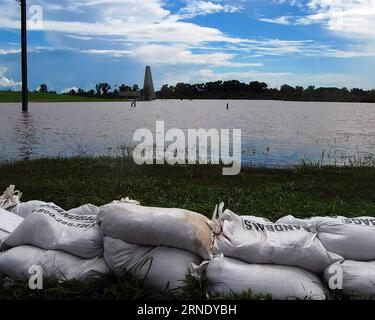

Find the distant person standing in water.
[{"left": 227, "top": 102, "right": 229, "bottom": 110}]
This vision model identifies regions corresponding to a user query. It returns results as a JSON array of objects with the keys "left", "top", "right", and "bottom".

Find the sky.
[{"left": 0, "top": 0, "right": 375, "bottom": 92}]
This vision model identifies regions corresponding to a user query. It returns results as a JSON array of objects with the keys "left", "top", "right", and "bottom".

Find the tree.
[
  {"left": 39, "top": 84, "right": 48, "bottom": 93},
  {"left": 101, "top": 83, "right": 111, "bottom": 95},
  {"left": 280, "top": 84, "right": 296, "bottom": 100},
  {"left": 119, "top": 84, "right": 131, "bottom": 92},
  {"left": 95, "top": 83, "right": 111, "bottom": 96},
  {"left": 158, "top": 84, "right": 174, "bottom": 98},
  {"left": 95, "top": 83, "right": 103, "bottom": 95},
  {"left": 249, "top": 81, "right": 268, "bottom": 94},
  {"left": 132, "top": 84, "right": 139, "bottom": 92}
]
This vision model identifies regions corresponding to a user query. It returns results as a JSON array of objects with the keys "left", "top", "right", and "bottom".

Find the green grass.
[
  {"left": 1, "top": 157, "right": 375, "bottom": 299},
  {"left": 0, "top": 91, "right": 126, "bottom": 103},
  {"left": 1, "top": 157, "right": 374, "bottom": 219}
]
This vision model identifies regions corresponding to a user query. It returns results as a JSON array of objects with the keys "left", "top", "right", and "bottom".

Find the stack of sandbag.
[
  {"left": 194, "top": 254, "right": 326, "bottom": 300},
  {"left": 0, "top": 203, "right": 108, "bottom": 282},
  {"left": 277, "top": 215, "right": 375, "bottom": 299},
  {"left": 202, "top": 205, "right": 342, "bottom": 299},
  {"left": 98, "top": 201, "right": 212, "bottom": 291},
  {"left": 210, "top": 208, "right": 342, "bottom": 274}
]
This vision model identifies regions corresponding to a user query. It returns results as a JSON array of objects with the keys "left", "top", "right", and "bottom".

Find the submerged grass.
[{"left": 0, "top": 157, "right": 375, "bottom": 299}]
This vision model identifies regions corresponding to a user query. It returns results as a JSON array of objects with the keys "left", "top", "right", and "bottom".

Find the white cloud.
[
  {"left": 82, "top": 49, "right": 134, "bottom": 57},
  {"left": 227, "top": 39, "right": 358, "bottom": 58},
  {"left": 304, "top": 0, "right": 375, "bottom": 40},
  {"left": 0, "top": 16, "right": 245, "bottom": 50},
  {"left": 0, "top": 48, "right": 21, "bottom": 55},
  {"left": 0, "top": 0, "right": 247, "bottom": 45},
  {"left": 66, "top": 35, "right": 94, "bottom": 41},
  {"left": 2, "top": 0, "right": 370, "bottom": 64},
  {"left": 264, "top": 0, "right": 375, "bottom": 42},
  {"left": 247, "top": 39, "right": 317, "bottom": 56},
  {"left": 61, "top": 86, "right": 80, "bottom": 93},
  {"left": 178, "top": 0, "right": 241, "bottom": 19},
  {"left": 133, "top": 44, "right": 262, "bottom": 67},
  {"left": 273, "top": 0, "right": 301, "bottom": 6},
  {"left": 259, "top": 16, "right": 293, "bottom": 25},
  {"left": 0, "top": 66, "right": 21, "bottom": 88},
  {"left": 259, "top": 0, "right": 375, "bottom": 58},
  {"left": 1, "top": 0, "right": 374, "bottom": 89}
]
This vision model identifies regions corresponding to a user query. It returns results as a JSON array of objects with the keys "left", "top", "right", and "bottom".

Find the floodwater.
[{"left": 0, "top": 100, "right": 374, "bottom": 166}]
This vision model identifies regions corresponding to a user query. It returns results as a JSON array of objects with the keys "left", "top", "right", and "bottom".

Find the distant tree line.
[
  {"left": 32, "top": 83, "right": 140, "bottom": 98},
  {"left": 35, "top": 80, "right": 375, "bottom": 102},
  {"left": 64, "top": 83, "right": 141, "bottom": 98},
  {"left": 156, "top": 81, "right": 375, "bottom": 102}
]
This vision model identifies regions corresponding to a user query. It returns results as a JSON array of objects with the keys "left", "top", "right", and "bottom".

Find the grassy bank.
[
  {"left": 2, "top": 157, "right": 375, "bottom": 219},
  {"left": 1, "top": 157, "right": 375, "bottom": 299},
  {"left": 0, "top": 91, "right": 126, "bottom": 103}
]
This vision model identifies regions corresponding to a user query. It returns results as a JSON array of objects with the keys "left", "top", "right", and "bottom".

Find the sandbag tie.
[{"left": 0, "top": 185, "right": 22, "bottom": 210}]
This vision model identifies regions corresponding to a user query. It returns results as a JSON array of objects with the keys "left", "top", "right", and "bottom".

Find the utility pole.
[{"left": 21, "top": 0, "right": 28, "bottom": 112}]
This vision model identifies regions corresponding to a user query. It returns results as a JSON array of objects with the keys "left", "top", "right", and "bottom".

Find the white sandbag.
[
  {"left": 11, "top": 200, "right": 48, "bottom": 218},
  {"left": 317, "top": 217, "right": 375, "bottom": 261},
  {"left": 98, "top": 202, "right": 212, "bottom": 260},
  {"left": 0, "top": 245, "right": 109, "bottom": 282},
  {"left": 0, "top": 208, "right": 23, "bottom": 235},
  {"left": 111, "top": 197, "right": 140, "bottom": 205},
  {"left": 201, "top": 255, "right": 326, "bottom": 300},
  {"left": 13, "top": 202, "right": 100, "bottom": 217},
  {"left": 276, "top": 215, "right": 345, "bottom": 227},
  {"left": 276, "top": 215, "right": 319, "bottom": 226},
  {"left": 0, "top": 208, "right": 23, "bottom": 244},
  {"left": 212, "top": 209, "right": 342, "bottom": 273},
  {"left": 324, "top": 260, "right": 375, "bottom": 299},
  {"left": 4, "top": 204, "right": 103, "bottom": 259},
  {"left": 0, "top": 185, "right": 22, "bottom": 210},
  {"left": 103, "top": 237, "right": 201, "bottom": 292},
  {"left": 67, "top": 204, "right": 99, "bottom": 216}
]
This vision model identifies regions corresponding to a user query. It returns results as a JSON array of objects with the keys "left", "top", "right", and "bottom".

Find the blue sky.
[{"left": 0, "top": 0, "right": 375, "bottom": 92}]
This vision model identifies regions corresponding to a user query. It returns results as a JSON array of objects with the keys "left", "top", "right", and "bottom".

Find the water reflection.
[{"left": 14, "top": 112, "right": 39, "bottom": 160}]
